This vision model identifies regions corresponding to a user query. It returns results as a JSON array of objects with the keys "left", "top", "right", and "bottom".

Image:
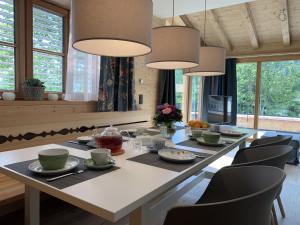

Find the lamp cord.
[
  {"left": 203, "top": 0, "right": 207, "bottom": 46},
  {"left": 172, "top": 0, "right": 175, "bottom": 25}
]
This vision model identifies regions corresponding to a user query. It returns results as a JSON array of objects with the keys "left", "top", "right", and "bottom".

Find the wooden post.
[{"left": 253, "top": 62, "right": 262, "bottom": 139}]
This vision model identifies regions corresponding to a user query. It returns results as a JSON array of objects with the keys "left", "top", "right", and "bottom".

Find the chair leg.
[
  {"left": 272, "top": 204, "right": 279, "bottom": 225},
  {"left": 277, "top": 195, "right": 286, "bottom": 218},
  {"left": 271, "top": 210, "right": 275, "bottom": 225}
]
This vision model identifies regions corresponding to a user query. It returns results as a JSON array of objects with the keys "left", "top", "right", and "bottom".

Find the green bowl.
[
  {"left": 38, "top": 149, "right": 69, "bottom": 170},
  {"left": 202, "top": 131, "right": 221, "bottom": 144}
]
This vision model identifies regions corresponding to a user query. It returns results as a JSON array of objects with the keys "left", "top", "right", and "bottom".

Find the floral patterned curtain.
[{"left": 97, "top": 57, "right": 137, "bottom": 112}]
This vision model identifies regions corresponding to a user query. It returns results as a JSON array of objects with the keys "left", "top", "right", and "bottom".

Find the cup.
[
  {"left": 202, "top": 131, "right": 221, "bottom": 144},
  {"left": 38, "top": 149, "right": 69, "bottom": 170},
  {"left": 152, "top": 138, "right": 166, "bottom": 150},
  {"left": 91, "top": 148, "right": 111, "bottom": 165},
  {"left": 191, "top": 128, "right": 204, "bottom": 138}
]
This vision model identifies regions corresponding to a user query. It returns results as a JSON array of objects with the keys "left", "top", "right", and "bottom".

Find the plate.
[
  {"left": 220, "top": 130, "right": 244, "bottom": 137},
  {"left": 196, "top": 137, "right": 226, "bottom": 147},
  {"left": 158, "top": 149, "right": 196, "bottom": 163},
  {"left": 84, "top": 159, "right": 115, "bottom": 170},
  {"left": 28, "top": 157, "right": 80, "bottom": 175},
  {"left": 76, "top": 136, "right": 94, "bottom": 143}
]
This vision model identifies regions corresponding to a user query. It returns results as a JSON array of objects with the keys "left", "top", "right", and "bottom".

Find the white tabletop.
[{"left": 0, "top": 128, "right": 254, "bottom": 222}]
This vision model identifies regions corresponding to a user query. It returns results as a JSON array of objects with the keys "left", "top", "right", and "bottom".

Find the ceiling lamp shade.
[
  {"left": 183, "top": 47, "right": 226, "bottom": 76},
  {"left": 71, "top": 0, "right": 153, "bottom": 57},
  {"left": 145, "top": 26, "right": 200, "bottom": 70}
]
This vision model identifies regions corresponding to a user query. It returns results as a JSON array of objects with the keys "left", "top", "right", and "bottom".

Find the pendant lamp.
[
  {"left": 72, "top": 0, "right": 153, "bottom": 57},
  {"left": 145, "top": 0, "right": 200, "bottom": 70},
  {"left": 183, "top": 0, "right": 226, "bottom": 76}
]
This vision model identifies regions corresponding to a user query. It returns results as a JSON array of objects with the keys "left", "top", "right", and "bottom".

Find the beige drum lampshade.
[
  {"left": 72, "top": 0, "right": 153, "bottom": 57},
  {"left": 184, "top": 47, "right": 226, "bottom": 76},
  {"left": 145, "top": 26, "right": 200, "bottom": 70}
]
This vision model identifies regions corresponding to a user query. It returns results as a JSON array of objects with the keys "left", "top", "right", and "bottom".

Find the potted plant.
[
  {"left": 23, "top": 78, "right": 45, "bottom": 101},
  {"left": 153, "top": 103, "right": 183, "bottom": 138}
]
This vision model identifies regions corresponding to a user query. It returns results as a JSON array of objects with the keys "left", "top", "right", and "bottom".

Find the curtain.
[
  {"left": 64, "top": 15, "right": 100, "bottom": 101},
  {"left": 159, "top": 70, "right": 176, "bottom": 105},
  {"left": 97, "top": 57, "right": 137, "bottom": 112},
  {"left": 202, "top": 58, "right": 237, "bottom": 124}
]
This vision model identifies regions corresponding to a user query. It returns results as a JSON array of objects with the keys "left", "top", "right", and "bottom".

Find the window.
[
  {"left": 190, "top": 77, "right": 201, "bottom": 120},
  {"left": 0, "top": 0, "right": 15, "bottom": 91},
  {"left": 175, "top": 70, "right": 183, "bottom": 110},
  {"left": 236, "top": 62, "right": 257, "bottom": 128},
  {"left": 32, "top": 6, "right": 64, "bottom": 92}
]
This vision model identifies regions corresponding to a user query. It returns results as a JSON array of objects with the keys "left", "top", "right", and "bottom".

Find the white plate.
[
  {"left": 158, "top": 149, "right": 196, "bottom": 163},
  {"left": 76, "top": 136, "right": 94, "bottom": 143},
  {"left": 84, "top": 159, "right": 115, "bottom": 170},
  {"left": 28, "top": 157, "right": 80, "bottom": 175},
  {"left": 220, "top": 130, "right": 244, "bottom": 137},
  {"left": 196, "top": 137, "right": 226, "bottom": 147}
]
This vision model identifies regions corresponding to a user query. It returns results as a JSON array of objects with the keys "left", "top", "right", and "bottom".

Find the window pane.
[
  {"left": 0, "top": 0, "right": 14, "bottom": 43},
  {"left": 0, "top": 45, "right": 14, "bottom": 90},
  {"left": 175, "top": 70, "right": 183, "bottom": 110},
  {"left": 236, "top": 63, "right": 257, "bottom": 128},
  {"left": 33, "top": 51, "right": 63, "bottom": 92},
  {"left": 258, "top": 60, "right": 300, "bottom": 132},
  {"left": 190, "top": 77, "right": 201, "bottom": 120},
  {"left": 33, "top": 6, "right": 63, "bottom": 53}
]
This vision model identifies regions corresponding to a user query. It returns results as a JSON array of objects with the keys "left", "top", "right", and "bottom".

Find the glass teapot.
[{"left": 95, "top": 125, "right": 123, "bottom": 154}]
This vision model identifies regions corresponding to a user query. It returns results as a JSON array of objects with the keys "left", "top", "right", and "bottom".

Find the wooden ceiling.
[{"left": 166, "top": 0, "right": 300, "bottom": 58}]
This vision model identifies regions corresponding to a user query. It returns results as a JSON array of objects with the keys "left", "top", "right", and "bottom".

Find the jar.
[
  {"left": 95, "top": 126, "right": 123, "bottom": 155},
  {"left": 2, "top": 92, "right": 16, "bottom": 101}
]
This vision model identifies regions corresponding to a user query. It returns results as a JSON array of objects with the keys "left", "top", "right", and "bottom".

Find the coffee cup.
[
  {"left": 91, "top": 148, "right": 111, "bottom": 165},
  {"left": 152, "top": 138, "right": 166, "bottom": 150},
  {"left": 191, "top": 128, "right": 204, "bottom": 138}
]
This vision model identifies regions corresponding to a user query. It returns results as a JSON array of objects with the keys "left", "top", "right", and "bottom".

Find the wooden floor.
[{"left": 1, "top": 151, "right": 299, "bottom": 225}]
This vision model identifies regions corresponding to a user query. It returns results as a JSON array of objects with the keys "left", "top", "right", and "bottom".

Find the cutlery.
[
  {"left": 195, "top": 155, "right": 206, "bottom": 158},
  {"left": 46, "top": 169, "right": 85, "bottom": 182}
]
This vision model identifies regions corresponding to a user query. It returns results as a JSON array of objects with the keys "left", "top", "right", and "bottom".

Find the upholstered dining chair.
[
  {"left": 163, "top": 166, "right": 285, "bottom": 225},
  {"left": 250, "top": 135, "right": 292, "bottom": 148},
  {"left": 231, "top": 145, "right": 293, "bottom": 225}
]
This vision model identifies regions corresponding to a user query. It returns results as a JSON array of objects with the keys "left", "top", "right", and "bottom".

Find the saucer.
[
  {"left": 28, "top": 157, "right": 80, "bottom": 175},
  {"left": 84, "top": 159, "right": 115, "bottom": 170},
  {"left": 196, "top": 137, "right": 226, "bottom": 147}
]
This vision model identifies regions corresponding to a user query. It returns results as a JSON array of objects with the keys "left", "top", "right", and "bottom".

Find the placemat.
[
  {"left": 176, "top": 139, "right": 229, "bottom": 152},
  {"left": 127, "top": 151, "right": 212, "bottom": 172},
  {"left": 5, "top": 156, "right": 120, "bottom": 189}
]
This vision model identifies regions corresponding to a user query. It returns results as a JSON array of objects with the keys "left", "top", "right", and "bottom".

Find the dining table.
[{"left": 0, "top": 127, "right": 256, "bottom": 225}]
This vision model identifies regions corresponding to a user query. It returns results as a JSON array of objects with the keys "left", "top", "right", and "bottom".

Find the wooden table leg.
[{"left": 25, "top": 185, "right": 40, "bottom": 225}]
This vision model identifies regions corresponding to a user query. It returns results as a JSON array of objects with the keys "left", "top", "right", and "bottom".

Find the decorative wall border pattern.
[{"left": 0, "top": 121, "right": 148, "bottom": 145}]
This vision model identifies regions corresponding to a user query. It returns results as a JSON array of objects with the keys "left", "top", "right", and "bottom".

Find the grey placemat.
[
  {"left": 127, "top": 151, "right": 212, "bottom": 172},
  {"left": 59, "top": 141, "right": 94, "bottom": 151},
  {"left": 176, "top": 139, "right": 229, "bottom": 152},
  {"left": 5, "top": 156, "right": 120, "bottom": 189}
]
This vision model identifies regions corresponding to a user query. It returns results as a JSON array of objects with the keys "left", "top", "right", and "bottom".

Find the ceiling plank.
[
  {"left": 240, "top": 3, "right": 259, "bottom": 49},
  {"left": 207, "top": 10, "right": 232, "bottom": 50},
  {"left": 179, "top": 15, "right": 204, "bottom": 46},
  {"left": 278, "top": 0, "right": 290, "bottom": 46}
]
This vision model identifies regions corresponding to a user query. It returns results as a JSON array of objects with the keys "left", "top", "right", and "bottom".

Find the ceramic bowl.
[
  {"left": 191, "top": 128, "right": 207, "bottom": 138},
  {"left": 38, "top": 149, "right": 69, "bottom": 170},
  {"left": 202, "top": 131, "right": 221, "bottom": 144}
]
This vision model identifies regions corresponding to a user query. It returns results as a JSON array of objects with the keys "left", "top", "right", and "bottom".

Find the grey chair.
[
  {"left": 250, "top": 135, "right": 292, "bottom": 148},
  {"left": 231, "top": 145, "right": 293, "bottom": 225},
  {"left": 163, "top": 166, "right": 285, "bottom": 225}
]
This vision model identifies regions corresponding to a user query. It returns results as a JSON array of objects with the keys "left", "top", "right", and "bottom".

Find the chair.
[
  {"left": 163, "top": 166, "right": 285, "bottom": 225},
  {"left": 231, "top": 145, "right": 293, "bottom": 225},
  {"left": 250, "top": 135, "right": 292, "bottom": 148}
]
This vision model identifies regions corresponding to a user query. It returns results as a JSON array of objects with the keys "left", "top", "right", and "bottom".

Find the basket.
[{"left": 23, "top": 86, "right": 45, "bottom": 101}]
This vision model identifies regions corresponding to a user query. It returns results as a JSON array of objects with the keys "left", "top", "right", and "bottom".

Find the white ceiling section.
[{"left": 46, "top": 0, "right": 256, "bottom": 18}]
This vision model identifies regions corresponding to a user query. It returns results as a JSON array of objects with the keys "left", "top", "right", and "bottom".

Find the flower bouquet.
[{"left": 153, "top": 103, "right": 183, "bottom": 137}]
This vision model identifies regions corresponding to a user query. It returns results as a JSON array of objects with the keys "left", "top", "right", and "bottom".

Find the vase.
[
  {"left": 2, "top": 92, "right": 16, "bottom": 101},
  {"left": 160, "top": 122, "right": 176, "bottom": 139},
  {"left": 23, "top": 86, "right": 45, "bottom": 101}
]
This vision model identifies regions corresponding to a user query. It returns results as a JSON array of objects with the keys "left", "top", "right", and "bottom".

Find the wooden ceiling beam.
[
  {"left": 179, "top": 15, "right": 204, "bottom": 46},
  {"left": 279, "top": 0, "right": 291, "bottom": 46},
  {"left": 207, "top": 10, "right": 232, "bottom": 51},
  {"left": 240, "top": 3, "right": 259, "bottom": 49}
]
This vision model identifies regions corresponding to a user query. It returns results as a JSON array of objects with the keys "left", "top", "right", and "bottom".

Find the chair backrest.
[
  {"left": 163, "top": 166, "right": 285, "bottom": 225},
  {"left": 250, "top": 135, "right": 292, "bottom": 148},
  {"left": 231, "top": 145, "right": 293, "bottom": 169}
]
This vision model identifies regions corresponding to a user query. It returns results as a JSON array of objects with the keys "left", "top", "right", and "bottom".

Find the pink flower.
[
  {"left": 162, "top": 107, "right": 172, "bottom": 114},
  {"left": 163, "top": 103, "right": 170, "bottom": 108}
]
